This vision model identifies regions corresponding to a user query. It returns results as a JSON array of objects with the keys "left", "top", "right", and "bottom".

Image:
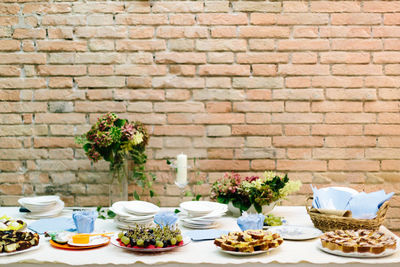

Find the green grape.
[
  {"left": 264, "top": 214, "right": 283, "bottom": 226},
  {"left": 118, "top": 232, "right": 124, "bottom": 239},
  {"left": 155, "top": 240, "right": 164, "bottom": 248},
  {"left": 136, "top": 239, "right": 144, "bottom": 247},
  {"left": 176, "top": 235, "right": 182, "bottom": 242},
  {"left": 121, "top": 236, "right": 130, "bottom": 245},
  {"left": 170, "top": 238, "right": 177, "bottom": 246}
]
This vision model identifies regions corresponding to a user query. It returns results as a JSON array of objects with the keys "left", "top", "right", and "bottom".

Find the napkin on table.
[
  {"left": 28, "top": 217, "right": 76, "bottom": 234},
  {"left": 185, "top": 229, "right": 230, "bottom": 241}
]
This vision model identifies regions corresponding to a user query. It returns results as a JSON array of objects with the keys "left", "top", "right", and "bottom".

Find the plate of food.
[
  {"left": 318, "top": 229, "right": 398, "bottom": 258},
  {"left": 268, "top": 225, "right": 322, "bottom": 240},
  {"left": 111, "top": 225, "right": 190, "bottom": 252},
  {"left": 0, "top": 216, "right": 26, "bottom": 231},
  {"left": 214, "top": 229, "right": 283, "bottom": 256},
  {"left": 0, "top": 230, "right": 40, "bottom": 256}
]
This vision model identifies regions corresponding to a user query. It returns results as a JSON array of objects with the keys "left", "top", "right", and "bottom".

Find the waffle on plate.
[{"left": 214, "top": 229, "right": 283, "bottom": 253}]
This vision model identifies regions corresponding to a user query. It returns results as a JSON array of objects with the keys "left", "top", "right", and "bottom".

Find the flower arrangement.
[
  {"left": 76, "top": 113, "right": 154, "bottom": 200},
  {"left": 210, "top": 171, "right": 302, "bottom": 213}
]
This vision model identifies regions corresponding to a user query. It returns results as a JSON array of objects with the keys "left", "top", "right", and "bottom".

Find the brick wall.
[{"left": 0, "top": 0, "right": 399, "bottom": 232}]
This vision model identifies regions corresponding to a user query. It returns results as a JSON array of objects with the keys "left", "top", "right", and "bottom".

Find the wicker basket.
[{"left": 305, "top": 196, "right": 389, "bottom": 232}]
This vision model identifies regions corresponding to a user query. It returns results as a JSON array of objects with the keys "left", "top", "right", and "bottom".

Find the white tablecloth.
[{"left": 0, "top": 206, "right": 398, "bottom": 266}]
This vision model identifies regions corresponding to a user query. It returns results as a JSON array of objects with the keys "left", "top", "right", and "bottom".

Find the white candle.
[{"left": 176, "top": 153, "right": 187, "bottom": 185}]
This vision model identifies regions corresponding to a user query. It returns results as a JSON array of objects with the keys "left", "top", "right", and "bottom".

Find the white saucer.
[{"left": 68, "top": 236, "right": 109, "bottom": 247}]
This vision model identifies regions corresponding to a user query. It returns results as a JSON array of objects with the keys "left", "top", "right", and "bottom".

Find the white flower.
[{"left": 132, "top": 132, "right": 144, "bottom": 145}]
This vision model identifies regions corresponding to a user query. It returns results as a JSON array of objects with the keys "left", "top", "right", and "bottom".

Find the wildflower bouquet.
[
  {"left": 210, "top": 172, "right": 302, "bottom": 213},
  {"left": 76, "top": 113, "right": 154, "bottom": 200}
]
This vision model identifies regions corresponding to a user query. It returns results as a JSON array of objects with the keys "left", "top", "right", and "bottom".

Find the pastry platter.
[{"left": 317, "top": 242, "right": 398, "bottom": 258}]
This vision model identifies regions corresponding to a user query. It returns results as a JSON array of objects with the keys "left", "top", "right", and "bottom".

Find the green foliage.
[{"left": 97, "top": 206, "right": 116, "bottom": 220}]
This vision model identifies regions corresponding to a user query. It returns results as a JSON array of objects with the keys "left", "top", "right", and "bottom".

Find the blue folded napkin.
[
  {"left": 237, "top": 213, "right": 265, "bottom": 231},
  {"left": 311, "top": 186, "right": 358, "bottom": 210},
  {"left": 185, "top": 230, "right": 230, "bottom": 241},
  {"left": 72, "top": 210, "right": 97, "bottom": 233},
  {"left": 154, "top": 211, "right": 178, "bottom": 228},
  {"left": 28, "top": 218, "right": 76, "bottom": 234},
  {"left": 346, "top": 190, "right": 394, "bottom": 219}
]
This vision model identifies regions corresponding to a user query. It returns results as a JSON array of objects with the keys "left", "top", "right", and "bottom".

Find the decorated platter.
[{"left": 111, "top": 235, "right": 190, "bottom": 252}]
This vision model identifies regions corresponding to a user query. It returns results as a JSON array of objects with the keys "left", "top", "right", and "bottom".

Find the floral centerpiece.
[
  {"left": 210, "top": 171, "right": 302, "bottom": 215},
  {"left": 76, "top": 112, "right": 152, "bottom": 204}
]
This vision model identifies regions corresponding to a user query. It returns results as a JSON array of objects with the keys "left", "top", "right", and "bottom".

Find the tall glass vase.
[{"left": 109, "top": 156, "right": 129, "bottom": 207}]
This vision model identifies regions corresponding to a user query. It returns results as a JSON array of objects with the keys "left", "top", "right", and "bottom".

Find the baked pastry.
[
  {"left": 320, "top": 229, "right": 397, "bottom": 254},
  {"left": 214, "top": 229, "right": 283, "bottom": 253},
  {"left": 0, "top": 216, "right": 26, "bottom": 231},
  {"left": 0, "top": 230, "right": 39, "bottom": 253}
]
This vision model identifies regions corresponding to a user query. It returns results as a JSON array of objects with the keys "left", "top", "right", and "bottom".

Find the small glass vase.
[{"left": 109, "top": 158, "right": 129, "bottom": 207}]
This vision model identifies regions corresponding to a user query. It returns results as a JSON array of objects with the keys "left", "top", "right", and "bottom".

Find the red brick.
[
  {"left": 199, "top": 65, "right": 250, "bottom": 76},
  {"left": 273, "top": 136, "right": 324, "bottom": 147},
  {"left": 232, "top": 125, "right": 282, "bottom": 136},
  {"left": 329, "top": 160, "right": 380, "bottom": 171},
  {"left": 239, "top": 26, "right": 290, "bottom": 38},
  {"left": 198, "top": 13, "right": 247, "bottom": 25},
  {"left": 250, "top": 13, "right": 276, "bottom": 25},
  {"left": 153, "top": 126, "right": 204, "bottom": 136},
  {"left": 311, "top": 1, "right": 360, "bottom": 12},
  {"left": 37, "top": 41, "right": 87, "bottom": 52},
  {"left": 198, "top": 160, "right": 249, "bottom": 171},
  {"left": 332, "top": 13, "right": 381, "bottom": 25},
  {"left": 277, "top": 160, "right": 327, "bottom": 171},
  {"left": 278, "top": 40, "right": 329, "bottom": 51},
  {"left": 277, "top": 14, "right": 329, "bottom": 25},
  {"left": 320, "top": 26, "right": 370, "bottom": 38}
]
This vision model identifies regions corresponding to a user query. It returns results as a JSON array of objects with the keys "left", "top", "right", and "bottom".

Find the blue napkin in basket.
[
  {"left": 28, "top": 217, "right": 76, "bottom": 234},
  {"left": 346, "top": 190, "right": 394, "bottom": 219}
]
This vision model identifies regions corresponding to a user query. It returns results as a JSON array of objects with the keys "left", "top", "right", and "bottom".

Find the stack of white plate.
[
  {"left": 18, "top": 196, "right": 64, "bottom": 219},
  {"left": 110, "top": 201, "right": 160, "bottom": 229},
  {"left": 179, "top": 201, "right": 227, "bottom": 229}
]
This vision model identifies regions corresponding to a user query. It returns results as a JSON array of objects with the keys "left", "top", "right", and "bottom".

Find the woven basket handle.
[
  {"left": 377, "top": 201, "right": 390, "bottom": 218},
  {"left": 305, "top": 195, "right": 313, "bottom": 213}
]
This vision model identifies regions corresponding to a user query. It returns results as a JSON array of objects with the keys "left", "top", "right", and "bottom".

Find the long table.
[{"left": 0, "top": 206, "right": 398, "bottom": 266}]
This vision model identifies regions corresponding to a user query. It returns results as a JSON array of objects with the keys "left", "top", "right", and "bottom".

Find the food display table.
[{"left": 0, "top": 206, "right": 398, "bottom": 266}]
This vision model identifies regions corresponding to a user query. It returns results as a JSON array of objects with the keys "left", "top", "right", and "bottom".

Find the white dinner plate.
[
  {"left": 268, "top": 225, "right": 322, "bottom": 240},
  {"left": 180, "top": 201, "right": 227, "bottom": 217},
  {"left": 111, "top": 202, "right": 155, "bottom": 219},
  {"left": 218, "top": 246, "right": 279, "bottom": 256},
  {"left": 68, "top": 236, "right": 109, "bottom": 247},
  {"left": 23, "top": 200, "right": 65, "bottom": 219},
  {"left": 182, "top": 221, "right": 219, "bottom": 229},
  {"left": 317, "top": 242, "right": 399, "bottom": 258},
  {"left": 111, "top": 235, "right": 191, "bottom": 252},
  {"left": 123, "top": 201, "right": 160, "bottom": 216},
  {"left": 0, "top": 242, "right": 40, "bottom": 256},
  {"left": 19, "top": 196, "right": 60, "bottom": 206}
]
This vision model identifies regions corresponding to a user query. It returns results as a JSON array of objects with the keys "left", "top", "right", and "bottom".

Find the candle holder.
[{"left": 168, "top": 161, "right": 191, "bottom": 200}]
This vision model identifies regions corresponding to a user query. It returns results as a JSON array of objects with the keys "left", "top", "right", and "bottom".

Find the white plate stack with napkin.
[
  {"left": 179, "top": 201, "right": 227, "bottom": 229},
  {"left": 110, "top": 201, "right": 160, "bottom": 229},
  {"left": 19, "top": 196, "right": 64, "bottom": 219}
]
